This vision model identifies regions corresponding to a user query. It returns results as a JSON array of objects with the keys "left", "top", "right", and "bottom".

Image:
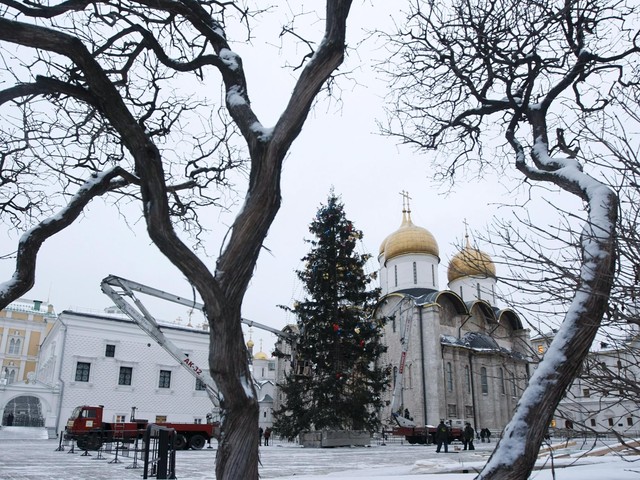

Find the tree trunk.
[{"left": 209, "top": 306, "right": 259, "bottom": 479}]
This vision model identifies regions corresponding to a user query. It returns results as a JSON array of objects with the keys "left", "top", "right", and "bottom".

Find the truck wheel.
[
  {"left": 174, "top": 434, "right": 188, "bottom": 450},
  {"left": 189, "top": 434, "right": 206, "bottom": 450},
  {"left": 407, "top": 437, "right": 416, "bottom": 445},
  {"left": 85, "top": 434, "right": 103, "bottom": 451}
]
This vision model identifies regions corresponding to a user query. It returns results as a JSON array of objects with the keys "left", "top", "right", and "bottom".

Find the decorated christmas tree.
[{"left": 273, "top": 192, "right": 388, "bottom": 439}]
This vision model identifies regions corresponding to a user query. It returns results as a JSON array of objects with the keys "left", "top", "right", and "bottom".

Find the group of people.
[
  {"left": 435, "top": 420, "right": 491, "bottom": 453},
  {"left": 479, "top": 427, "right": 492, "bottom": 443},
  {"left": 258, "top": 426, "right": 272, "bottom": 446}
]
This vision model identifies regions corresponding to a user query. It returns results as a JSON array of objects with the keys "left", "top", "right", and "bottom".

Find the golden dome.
[
  {"left": 254, "top": 351, "right": 268, "bottom": 360},
  {"left": 246, "top": 339, "right": 255, "bottom": 349},
  {"left": 447, "top": 237, "right": 496, "bottom": 282},
  {"left": 381, "top": 211, "right": 439, "bottom": 262},
  {"left": 379, "top": 233, "right": 391, "bottom": 256}
]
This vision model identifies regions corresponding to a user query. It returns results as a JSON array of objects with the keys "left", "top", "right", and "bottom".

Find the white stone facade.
[
  {"left": 533, "top": 331, "right": 640, "bottom": 436},
  {"left": 375, "top": 291, "right": 530, "bottom": 432}
]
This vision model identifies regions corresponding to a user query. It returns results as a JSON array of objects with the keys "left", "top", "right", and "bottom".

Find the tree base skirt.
[{"left": 299, "top": 430, "right": 371, "bottom": 448}]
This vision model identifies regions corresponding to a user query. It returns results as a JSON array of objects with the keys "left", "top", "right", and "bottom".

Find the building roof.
[
  {"left": 5, "top": 298, "right": 56, "bottom": 317},
  {"left": 440, "top": 331, "right": 527, "bottom": 360}
]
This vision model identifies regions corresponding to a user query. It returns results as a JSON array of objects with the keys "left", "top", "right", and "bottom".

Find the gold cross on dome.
[{"left": 399, "top": 190, "right": 412, "bottom": 213}]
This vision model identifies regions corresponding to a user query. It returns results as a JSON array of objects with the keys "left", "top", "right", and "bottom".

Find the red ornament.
[{"left": 333, "top": 323, "right": 339, "bottom": 332}]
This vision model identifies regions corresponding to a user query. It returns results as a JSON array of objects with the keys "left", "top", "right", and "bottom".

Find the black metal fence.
[
  {"left": 143, "top": 424, "right": 176, "bottom": 479},
  {"left": 57, "top": 424, "right": 177, "bottom": 479}
]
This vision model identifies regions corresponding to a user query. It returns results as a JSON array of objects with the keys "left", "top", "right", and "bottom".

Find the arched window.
[
  {"left": 464, "top": 365, "right": 471, "bottom": 393},
  {"left": 480, "top": 367, "right": 488, "bottom": 394},
  {"left": 446, "top": 362, "right": 453, "bottom": 392},
  {"left": 394, "top": 265, "right": 398, "bottom": 287},
  {"left": 476, "top": 283, "right": 481, "bottom": 299},
  {"left": 8, "top": 338, "right": 22, "bottom": 355},
  {"left": 499, "top": 368, "right": 505, "bottom": 394},
  {"left": 511, "top": 372, "right": 517, "bottom": 396},
  {"left": 413, "top": 262, "right": 417, "bottom": 284},
  {"left": 393, "top": 366, "right": 398, "bottom": 387}
]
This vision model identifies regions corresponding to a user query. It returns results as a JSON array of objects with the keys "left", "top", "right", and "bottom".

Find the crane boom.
[
  {"left": 102, "top": 275, "right": 292, "bottom": 340},
  {"left": 101, "top": 275, "right": 221, "bottom": 408}
]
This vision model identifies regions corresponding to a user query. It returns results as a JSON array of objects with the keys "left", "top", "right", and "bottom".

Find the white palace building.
[{"left": 0, "top": 303, "right": 276, "bottom": 436}]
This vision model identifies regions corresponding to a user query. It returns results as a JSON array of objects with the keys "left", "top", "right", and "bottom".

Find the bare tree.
[
  {"left": 0, "top": 1, "right": 355, "bottom": 478},
  {"left": 480, "top": 83, "right": 640, "bottom": 444},
  {"left": 380, "top": 0, "right": 638, "bottom": 478}
]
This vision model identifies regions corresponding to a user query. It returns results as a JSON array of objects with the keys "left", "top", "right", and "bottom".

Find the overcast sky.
[{"left": 0, "top": 2, "right": 573, "bottom": 355}]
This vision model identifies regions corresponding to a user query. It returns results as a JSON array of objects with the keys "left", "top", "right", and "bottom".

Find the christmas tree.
[{"left": 273, "top": 192, "right": 388, "bottom": 439}]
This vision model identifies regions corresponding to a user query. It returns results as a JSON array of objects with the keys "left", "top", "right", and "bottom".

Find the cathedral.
[{"left": 374, "top": 202, "right": 532, "bottom": 433}]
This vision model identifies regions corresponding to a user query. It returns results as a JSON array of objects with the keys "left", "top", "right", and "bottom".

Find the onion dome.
[
  {"left": 246, "top": 338, "right": 255, "bottom": 349},
  {"left": 380, "top": 211, "right": 439, "bottom": 262},
  {"left": 253, "top": 339, "right": 269, "bottom": 360},
  {"left": 254, "top": 351, "right": 268, "bottom": 360},
  {"left": 447, "top": 236, "right": 496, "bottom": 282}
]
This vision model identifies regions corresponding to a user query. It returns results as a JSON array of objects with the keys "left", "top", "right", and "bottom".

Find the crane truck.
[
  {"left": 386, "top": 297, "right": 462, "bottom": 445},
  {"left": 65, "top": 405, "right": 218, "bottom": 451}
]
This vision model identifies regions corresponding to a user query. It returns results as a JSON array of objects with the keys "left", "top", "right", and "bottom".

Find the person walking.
[
  {"left": 435, "top": 420, "right": 450, "bottom": 453},
  {"left": 485, "top": 428, "right": 492, "bottom": 443},
  {"left": 480, "top": 428, "right": 486, "bottom": 443},
  {"left": 258, "top": 427, "right": 264, "bottom": 446},
  {"left": 463, "top": 423, "right": 475, "bottom": 451},
  {"left": 264, "top": 427, "right": 272, "bottom": 446}
]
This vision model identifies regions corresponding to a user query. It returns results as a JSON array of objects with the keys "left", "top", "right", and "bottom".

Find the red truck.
[
  {"left": 390, "top": 424, "right": 463, "bottom": 445},
  {"left": 65, "top": 405, "right": 220, "bottom": 451}
]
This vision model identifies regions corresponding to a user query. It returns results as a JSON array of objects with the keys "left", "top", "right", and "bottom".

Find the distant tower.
[{"left": 246, "top": 328, "right": 255, "bottom": 358}]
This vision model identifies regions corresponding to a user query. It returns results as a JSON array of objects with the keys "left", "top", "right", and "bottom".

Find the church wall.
[
  {"left": 441, "top": 347, "right": 474, "bottom": 426},
  {"left": 378, "top": 291, "right": 533, "bottom": 435},
  {"left": 470, "top": 354, "right": 501, "bottom": 430},
  {"left": 469, "top": 354, "right": 526, "bottom": 432}
]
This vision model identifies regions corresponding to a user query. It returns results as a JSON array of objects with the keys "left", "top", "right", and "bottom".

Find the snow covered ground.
[{"left": 0, "top": 426, "right": 639, "bottom": 479}]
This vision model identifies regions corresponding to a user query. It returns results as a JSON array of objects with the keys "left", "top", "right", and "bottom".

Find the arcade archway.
[{"left": 2, "top": 396, "right": 44, "bottom": 427}]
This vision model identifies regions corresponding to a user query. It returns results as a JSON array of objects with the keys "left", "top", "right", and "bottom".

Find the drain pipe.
[
  {"left": 469, "top": 351, "right": 478, "bottom": 432},
  {"left": 53, "top": 317, "right": 68, "bottom": 435}
]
